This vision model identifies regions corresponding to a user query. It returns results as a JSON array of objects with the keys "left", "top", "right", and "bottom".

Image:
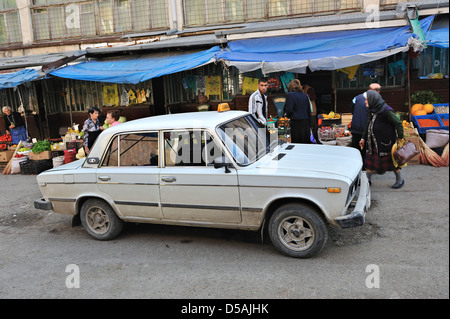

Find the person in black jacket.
[
  {"left": 350, "top": 83, "right": 381, "bottom": 165},
  {"left": 2, "top": 106, "right": 28, "bottom": 145},
  {"left": 285, "top": 79, "right": 312, "bottom": 144}
]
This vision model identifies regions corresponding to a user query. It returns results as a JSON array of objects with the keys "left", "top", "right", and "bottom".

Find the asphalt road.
[{"left": 0, "top": 164, "right": 448, "bottom": 302}]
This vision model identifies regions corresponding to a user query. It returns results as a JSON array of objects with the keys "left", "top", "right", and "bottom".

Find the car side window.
[
  {"left": 163, "top": 130, "right": 224, "bottom": 167},
  {"left": 101, "top": 132, "right": 159, "bottom": 167}
]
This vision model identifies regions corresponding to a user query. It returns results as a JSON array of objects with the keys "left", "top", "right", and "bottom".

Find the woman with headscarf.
[
  {"left": 359, "top": 91, "right": 405, "bottom": 189},
  {"left": 2, "top": 106, "right": 28, "bottom": 145}
]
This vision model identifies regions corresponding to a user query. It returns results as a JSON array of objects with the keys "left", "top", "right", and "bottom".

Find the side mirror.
[{"left": 213, "top": 157, "right": 232, "bottom": 173}]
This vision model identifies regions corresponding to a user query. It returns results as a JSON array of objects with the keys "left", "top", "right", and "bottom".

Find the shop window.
[
  {"left": 0, "top": 3, "right": 22, "bottom": 45},
  {"left": 182, "top": 0, "right": 361, "bottom": 27},
  {"left": 336, "top": 53, "right": 406, "bottom": 89},
  {"left": 31, "top": 0, "right": 169, "bottom": 42},
  {"left": 102, "top": 132, "right": 159, "bottom": 167},
  {"left": 413, "top": 46, "right": 449, "bottom": 78},
  {"left": 163, "top": 130, "right": 224, "bottom": 167}
]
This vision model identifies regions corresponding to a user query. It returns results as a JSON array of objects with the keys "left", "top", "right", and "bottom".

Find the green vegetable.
[{"left": 32, "top": 140, "right": 51, "bottom": 154}]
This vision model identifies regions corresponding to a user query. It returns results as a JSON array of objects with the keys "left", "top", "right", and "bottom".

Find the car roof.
[{"left": 105, "top": 110, "right": 248, "bottom": 134}]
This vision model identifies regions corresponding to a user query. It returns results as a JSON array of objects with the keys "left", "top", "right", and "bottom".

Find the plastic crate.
[
  {"left": 20, "top": 159, "right": 53, "bottom": 175},
  {"left": 432, "top": 103, "right": 449, "bottom": 114},
  {"left": 438, "top": 113, "right": 449, "bottom": 128},
  {"left": 412, "top": 114, "right": 444, "bottom": 134}
]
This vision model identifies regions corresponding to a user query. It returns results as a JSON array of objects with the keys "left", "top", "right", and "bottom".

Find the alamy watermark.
[
  {"left": 365, "top": 264, "right": 380, "bottom": 289},
  {"left": 65, "top": 264, "right": 80, "bottom": 289}
]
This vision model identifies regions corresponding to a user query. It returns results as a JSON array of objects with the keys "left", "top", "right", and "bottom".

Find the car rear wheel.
[
  {"left": 80, "top": 199, "right": 124, "bottom": 240},
  {"left": 268, "top": 204, "right": 328, "bottom": 258}
]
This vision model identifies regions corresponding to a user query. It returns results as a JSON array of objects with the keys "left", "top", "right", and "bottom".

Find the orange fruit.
[
  {"left": 413, "top": 109, "right": 427, "bottom": 116},
  {"left": 423, "top": 103, "right": 434, "bottom": 114},
  {"left": 411, "top": 103, "right": 423, "bottom": 114}
]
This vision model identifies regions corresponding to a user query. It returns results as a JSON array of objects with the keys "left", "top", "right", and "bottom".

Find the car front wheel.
[
  {"left": 80, "top": 199, "right": 124, "bottom": 240},
  {"left": 268, "top": 204, "right": 328, "bottom": 258}
]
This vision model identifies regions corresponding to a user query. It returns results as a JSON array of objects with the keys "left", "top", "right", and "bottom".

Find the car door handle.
[
  {"left": 98, "top": 176, "right": 111, "bottom": 182},
  {"left": 161, "top": 176, "right": 176, "bottom": 183}
]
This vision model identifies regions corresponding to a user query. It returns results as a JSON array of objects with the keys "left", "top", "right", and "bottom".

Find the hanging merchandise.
[
  {"left": 103, "top": 84, "right": 119, "bottom": 106},
  {"left": 242, "top": 77, "right": 258, "bottom": 95},
  {"left": 267, "top": 77, "right": 280, "bottom": 90},
  {"left": 137, "top": 88, "right": 147, "bottom": 103},
  {"left": 128, "top": 89, "right": 136, "bottom": 105},
  {"left": 338, "top": 65, "right": 360, "bottom": 80},
  {"left": 280, "top": 73, "right": 295, "bottom": 93},
  {"left": 186, "top": 74, "right": 197, "bottom": 91},
  {"left": 205, "top": 76, "right": 222, "bottom": 99},
  {"left": 120, "top": 88, "right": 129, "bottom": 106},
  {"left": 196, "top": 75, "right": 206, "bottom": 94},
  {"left": 182, "top": 77, "right": 188, "bottom": 90},
  {"left": 388, "top": 60, "right": 406, "bottom": 77}
]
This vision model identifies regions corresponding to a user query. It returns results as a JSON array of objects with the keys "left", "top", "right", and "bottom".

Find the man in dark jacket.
[{"left": 350, "top": 83, "right": 381, "bottom": 164}]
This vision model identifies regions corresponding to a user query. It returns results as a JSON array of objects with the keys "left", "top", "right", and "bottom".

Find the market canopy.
[
  {"left": 50, "top": 46, "right": 221, "bottom": 84},
  {"left": 216, "top": 16, "right": 434, "bottom": 74},
  {"left": 0, "top": 68, "right": 42, "bottom": 90},
  {"left": 426, "top": 15, "right": 449, "bottom": 48}
]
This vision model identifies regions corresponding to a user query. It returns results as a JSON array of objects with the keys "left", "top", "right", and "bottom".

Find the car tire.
[
  {"left": 80, "top": 199, "right": 124, "bottom": 240},
  {"left": 268, "top": 204, "right": 328, "bottom": 258}
]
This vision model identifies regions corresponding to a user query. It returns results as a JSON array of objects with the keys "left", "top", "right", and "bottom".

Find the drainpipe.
[
  {"left": 17, "top": 0, "right": 33, "bottom": 46},
  {"left": 168, "top": 0, "right": 183, "bottom": 32}
]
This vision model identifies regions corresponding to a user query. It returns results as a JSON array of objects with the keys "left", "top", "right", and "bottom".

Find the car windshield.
[{"left": 217, "top": 115, "right": 277, "bottom": 166}]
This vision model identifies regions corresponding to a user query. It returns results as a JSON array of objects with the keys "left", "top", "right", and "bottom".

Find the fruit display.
[
  {"left": 321, "top": 111, "right": 341, "bottom": 119},
  {"left": 411, "top": 103, "right": 434, "bottom": 116},
  {"left": 277, "top": 117, "right": 289, "bottom": 128}
]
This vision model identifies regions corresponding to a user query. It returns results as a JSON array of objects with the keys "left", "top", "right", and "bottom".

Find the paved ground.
[{"left": 0, "top": 163, "right": 448, "bottom": 301}]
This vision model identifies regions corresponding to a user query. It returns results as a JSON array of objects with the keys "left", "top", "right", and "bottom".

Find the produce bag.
[
  {"left": 11, "top": 156, "right": 27, "bottom": 175},
  {"left": 425, "top": 129, "right": 449, "bottom": 148}
]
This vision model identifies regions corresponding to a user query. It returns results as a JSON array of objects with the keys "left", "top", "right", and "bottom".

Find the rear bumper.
[
  {"left": 335, "top": 172, "right": 371, "bottom": 228},
  {"left": 34, "top": 198, "right": 53, "bottom": 211}
]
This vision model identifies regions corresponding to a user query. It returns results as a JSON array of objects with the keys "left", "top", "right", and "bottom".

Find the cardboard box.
[
  {"left": 0, "top": 150, "right": 14, "bottom": 162},
  {"left": 28, "top": 150, "right": 52, "bottom": 161},
  {"left": 405, "top": 135, "right": 421, "bottom": 165},
  {"left": 340, "top": 113, "right": 353, "bottom": 127}
]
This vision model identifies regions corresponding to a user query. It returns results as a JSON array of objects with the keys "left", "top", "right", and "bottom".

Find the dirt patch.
[{"left": 0, "top": 211, "right": 44, "bottom": 227}]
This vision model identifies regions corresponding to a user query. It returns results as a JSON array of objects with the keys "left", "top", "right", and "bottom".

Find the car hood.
[{"left": 255, "top": 143, "right": 362, "bottom": 182}]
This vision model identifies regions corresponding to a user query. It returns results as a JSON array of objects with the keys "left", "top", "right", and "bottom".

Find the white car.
[{"left": 34, "top": 110, "right": 370, "bottom": 258}]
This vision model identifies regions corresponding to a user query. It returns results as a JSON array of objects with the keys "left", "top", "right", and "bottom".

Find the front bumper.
[
  {"left": 335, "top": 172, "right": 371, "bottom": 228},
  {"left": 34, "top": 198, "right": 53, "bottom": 211}
]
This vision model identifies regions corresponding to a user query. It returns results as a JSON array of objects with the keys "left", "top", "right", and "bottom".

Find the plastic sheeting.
[
  {"left": 0, "top": 69, "right": 41, "bottom": 90},
  {"left": 426, "top": 28, "right": 449, "bottom": 48},
  {"left": 217, "top": 16, "right": 434, "bottom": 74},
  {"left": 50, "top": 46, "right": 221, "bottom": 84}
]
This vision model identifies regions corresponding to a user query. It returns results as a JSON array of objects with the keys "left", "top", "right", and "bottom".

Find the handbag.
[{"left": 393, "top": 140, "right": 419, "bottom": 166}]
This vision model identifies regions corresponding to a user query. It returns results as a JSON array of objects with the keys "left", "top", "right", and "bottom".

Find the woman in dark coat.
[
  {"left": 2, "top": 106, "right": 28, "bottom": 145},
  {"left": 285, "top": 79, "right": 312, "bottom": 144},
  {"left": 359, "top": 91, "right": 405, "bottom": 189}
]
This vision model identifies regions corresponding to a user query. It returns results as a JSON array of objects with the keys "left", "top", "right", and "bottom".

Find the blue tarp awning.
[
  {"left": 426, "top": 15, "right": 449, "bottom": 48},
  {"left": 50, "top": 46, "right": 221, "bottom": 84},
  {"left": 427, "top": 27, "right": 449, "bottom": 47},
  {"left": 0, "top": 69, "right": 41, "bottom": 90},
  {"left": 216, "top": 16, "right": 434, "bottom": 74}
]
